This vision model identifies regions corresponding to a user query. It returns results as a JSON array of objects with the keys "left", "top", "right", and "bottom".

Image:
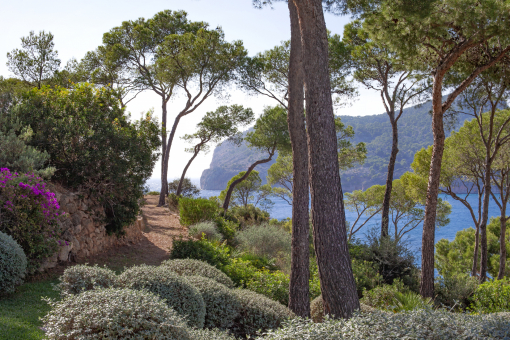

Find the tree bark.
[
  {"left": 287, "top": 0, "right": 310, "bottom": 318},
  {"left": 498, "top": 213, "right": 508, "bottom": 280},
  {"left": 472, "top": 222, "right": 481, "bottom": 277},
  {"left": 293, "top": 0, "right": 360, "bottom": 318},
  {"left": 420, "top": 72, "right": 446, "bottom": 298},
  {"left": 381, "top": 118, "right": 398, "bottom": 237},
  {"left": 158, "top": 101, "right": 169, "bottom": 206},
  {"left": 176, "top": 144, "right": 202, "bottom": 196},
  {"left": 158, "top": 112, "right": 183, "bottom": 206},
  {"left": 222, "top": 145, "right": 276, "bottom": 211},
  {"left": 479, "top": 159, "right": 492, "bottom": 282}
]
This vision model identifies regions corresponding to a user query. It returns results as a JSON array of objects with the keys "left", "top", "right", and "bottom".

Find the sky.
[{"left": 0, "top": 0, "right": 385, "bottom": 182}]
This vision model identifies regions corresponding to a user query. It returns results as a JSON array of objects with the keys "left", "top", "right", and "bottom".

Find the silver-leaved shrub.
[
  {"left": 161, "top": 258, "right": 234, "bottom": 288},
  {"left": 56, "top": 264, "right": 117, "bottom": 295},
  {"left": 0, "top": 230, "right": 27, "bottom": 294}
]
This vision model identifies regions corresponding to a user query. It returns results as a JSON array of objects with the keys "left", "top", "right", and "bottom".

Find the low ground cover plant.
[{"left": 0, "top": 230, "right": 27, "bottom": 295}]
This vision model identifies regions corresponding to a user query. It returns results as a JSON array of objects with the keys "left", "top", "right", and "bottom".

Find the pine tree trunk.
[
  {"left": 498, "top": 213, "right": 508, "bottom": 280},
  {"left": 287, "top": 0, "right": 310, "bottom": 318},
  {"left": 158, "top": 112, "right": 183, "bottom": 206},
  {"left": 176, "top": 146, "right": 201, "bottom": 196},
  {"left": 420, "top": 74, "right": 445, "bottom": 299},
  {"left": 472, "top": 223, "right": 480, "bottom": 277},
  {"left": 479, "top": 161, "right": 492, "bottom": 282},
  {"left": 293, "top": 0, "right": 360, "bottom": 318},
  {"left": 381, "top": 119, "right": 398, "bottom": 237},
  {"left": 158, "top": 102, "right": 169, "bottom": 206}
]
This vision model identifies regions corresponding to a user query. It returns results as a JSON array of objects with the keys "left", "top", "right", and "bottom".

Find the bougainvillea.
[{"left": 0, "top": 168, "right": 62, "bottom": 273}]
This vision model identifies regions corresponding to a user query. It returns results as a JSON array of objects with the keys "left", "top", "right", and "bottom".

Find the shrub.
[
  {"left": 146, "top": 191, "right": 160, "bottom": 195},
  {"left": 260, "top": 310, "right": 510, "bottom": 339},
  {"left": 360, "top": 279, "right": 408, "bottom": 310},
  {"left": 185, "top": 275, "right": 241, "bottom": 329},
  {"left": 471, "top": 278, "right": 510, "bottom": 313},
  {"left": 434, "top": 273, "right": 478, "bottom": 310},
  {"left": 232, "top": 289, "right": 294, "bottom": 338},
  {"left": 41, "top": 288, "right": 191, "bottom": 340},
  {"left": 56, "top": 264, "right": 117, "bottom": 295},
  {"left": 0, "top": 168, "right": 61, "bottom": 273},
  {"left": 168, "top": 193, "right": 180, "bottom": 211},
  {"left": 161, "top": 259, "right": 234, "bottom": 288},
  {"left": 235, "top": 223, "right": 291, "bottom": 260},
  {"left": 230, "top": 204, "right": 270, "bottom": 227},
  {"left": 391, "top": 291, "right": 433, "bottom": 312},
  {"left": 0, "top": 230, "right": 27, "bottom": 294},
  {"left": 214, "top": 216, "right": 238, "bottom": 244},
  {"left": 189, "top": 328, "right": 236, "bottom": 340},
  {"left": 179, "top": 197, "right": 218, "bottom": 227},
  {"left": 170, "top": 238, "right": 231, "bottom": 269},
  {"left": 246, "top": 269, "right": 290, "bottom": 306},
  {"left": 13, "top": 84, "right": 161, "bottom": 234},
  {"left": 168, "top": 178, "right": 200, "bottom": 198},
  {"left": 221, "top": 258, "right": 258, "bottom": 287},
  {"left": 117, "top": 264, "right": 206, "bottom": 328},
  {"left": 189, "top": 221, "right": 223, "bottom": 242},
  {"left": 351, "top": 259, "right": 382, "bottom": 297}
]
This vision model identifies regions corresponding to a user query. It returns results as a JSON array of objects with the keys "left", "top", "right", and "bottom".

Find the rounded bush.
[
  {"left": 185, "top": 275, "right": 241, "bottom": 329},
  {"left": 41, "top": 288, "right": 191, "bottom": 340},
  {"left": 118, "top": 264, "right": 206, "bottom": 328},
  {"left": 189, "top": 328, "right": 236, "bottom": 340},
  {"left": 0, "top": 231, "right": 27, "bottom": 294},
  {"left": 235, "top": 223, "right": 291, "bottom": 259},
  {"left": 161, "top": 259, "right": 234, "bottom": 288},
  {"left": 57, "top": 264, "right": 117, "bottom": 295},
  {"left": 232, "top": 289, "right": 294, "bottom": 337}
]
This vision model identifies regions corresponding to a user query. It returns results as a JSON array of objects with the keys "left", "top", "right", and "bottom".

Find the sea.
[{"left": 146, "top": 178, "right": 506, "bottom": 261}]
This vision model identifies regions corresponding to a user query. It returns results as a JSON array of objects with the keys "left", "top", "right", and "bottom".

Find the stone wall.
[{"left": 40, "top": 188, "right": 145, "bottom": 271}]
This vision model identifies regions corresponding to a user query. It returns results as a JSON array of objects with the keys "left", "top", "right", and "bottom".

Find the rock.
[
  {"left": 74, "top": 224, "right": 82, "bottom": 234},
  {"left": 58, "top": 243, "right": 73, "bottom": 261},
  {"left": 82, "top": 218, "right": 94, "bottom": 233}
]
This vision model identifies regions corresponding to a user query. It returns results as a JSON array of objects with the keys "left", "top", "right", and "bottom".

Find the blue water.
[{"left": 146, "top": 179, "right": 507, "bottom": 258}]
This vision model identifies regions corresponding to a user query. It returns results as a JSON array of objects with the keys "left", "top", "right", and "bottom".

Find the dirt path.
[{"left": 70, "top": 195, "right": 187, "bottom": 272}]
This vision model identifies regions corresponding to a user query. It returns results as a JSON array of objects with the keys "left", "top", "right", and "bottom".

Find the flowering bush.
[{"left": 0, "top": 168, "right": 62, "bottom": 273}]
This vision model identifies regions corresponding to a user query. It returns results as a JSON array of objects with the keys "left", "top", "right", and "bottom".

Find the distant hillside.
[{"left": 200, "top": 100, "right": 471, "bottom": 191}]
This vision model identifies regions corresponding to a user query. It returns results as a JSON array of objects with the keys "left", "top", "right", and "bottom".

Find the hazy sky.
[{"left": 1, "top": 0, "right": 384, "bottom": 182}]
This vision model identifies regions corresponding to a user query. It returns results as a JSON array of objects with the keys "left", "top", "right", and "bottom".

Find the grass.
[{"left": 0, "top": 279, "right": 59, "bottom": 340}]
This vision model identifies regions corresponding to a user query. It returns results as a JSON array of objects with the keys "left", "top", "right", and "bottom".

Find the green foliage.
[
  {"left": 179, "top": 197, "right": 219, "bottom": 227},
  {"left": 245, "top": 105, "right": 290, "bottom": 153},
  {"left": 220, "top": 170, "right": 273, "bottom": 209},
  {"left": 168, "top": 178, "right": 200, "bottom": 198},
  {"left": 471, "top": 278, "right": 510, "bottom": 313},
  {"left": 189, "top": 221, "right": 223, "bottom": 242},
  {"left": 170, "top": 238, "right": 231, "bottom": 269},
  {"left": 235, "top": 223, "right": 291, "bottom": 260},
  {"left": 189, "top": 328, "right": 237, "bottom": 340},
  {"left": 435, "top": 219, "right": 510, "bottom": 278},
  {"left": 267, "top": 153, "right": 293, "bottom": 205},
  {"left": 246, "top": 269, "right": 290, "bottom": 306},
  {"left": 221, "top": 258, "right": 258, "bottom": 287},
  {"left": 57, "top": 264, "right": 117, "bottom": 295},
  {"left": 434, "top": 273, "right": 478, "bottom": 310},
  {"left": 0, "top": 231, "right": 27, "bottom": 295},
  {"left": 160, "top": 259, "right": 234, "bottom": 288},
  {"left": 146, "top": 191, "right": 160, "bottom": 195},
  {"left": 351, "top": 259, "right": 382, "bottom": 297},
  {"left": 117, "top": 264, "right": 206, "bottom": 328},
  {"left": 261, "top": 310, "right": 510, "bottom": 339},
  {"left": 310, "top": 295, "right": 324, "bottom": 323},
  {"left": 230, "top": 204, "right": 270, "bottom": 227},
  {"left": 41, "top": 288, "right": 191, "bottom": 340},
  {"left": 232, "top": 289, "right": 294, "bottom": 338},
  {"left": 213, "top": 216, "right": 238, "bottom": 243},
  {"left": 11, "top": 84, "right": 161, "bottom": 234},
  {"left": 185, "top": 275, "right": 241, "bottom": 329},
  {"left": 360, "top": 279, "right": 432, "bottom": 312}
]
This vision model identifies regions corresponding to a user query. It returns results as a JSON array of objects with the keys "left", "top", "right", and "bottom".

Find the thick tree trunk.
[
  {"left": 293, "top": 0, "right": 360, "bottom": 318},
  {"left": 158, "top": 102, "right": 169, "bottom": 206},
  {"left": 287, "top": 0, "right": 310, "bottom": 318},
  {"left": 381, "top": 119, "right": 398, "bottom": 237},
  {"left": 498, "top": 213, "right": 508, "bottom": 280},
  {"left": 420, "top": 75, "right": 445, "bottom": 299},
  {"left": 176, "top": 146, "right": 201, "bottom": 196},
  {"left": 222, "top": 147, "right": 276, "bottom": 211}
]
